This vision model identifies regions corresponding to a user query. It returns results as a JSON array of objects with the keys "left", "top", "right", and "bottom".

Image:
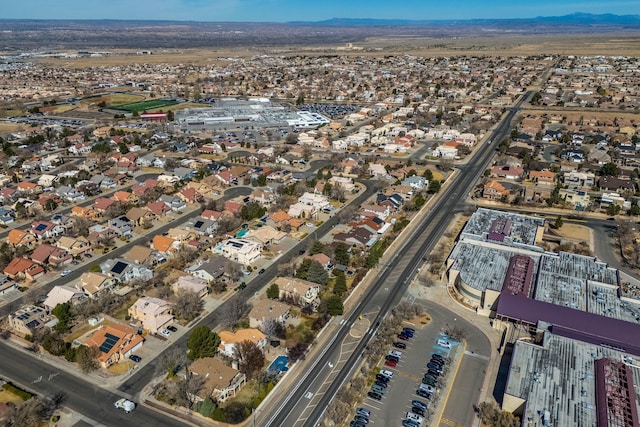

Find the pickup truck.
[{"left": 114, "top": 398, "right": 135, "bottom": 413}]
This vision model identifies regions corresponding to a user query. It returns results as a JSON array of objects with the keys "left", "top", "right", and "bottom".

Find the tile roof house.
[
  {"left": 112, "top": 191, "right": 138, "bottom": 204},
  {"left": 70, "top": 206, "right": 100, "bottom": 221},
  {"left": 274, "top": 277, "right": 321, "bottom": 309},
  {"left": 76, "top": 272, "right": 115, "bottom": 298},
  {"left": 93, "top": 197, "right": 117, "bottom": 212},
  {"left": 124, "top": 245, "right": 154, "bottom": 265},
  {"left": 146, "top": 201, "right": 172, "bottom": 217},
  {"left": 43, "top": 285, "right": 86, "bottom": 311},
  {"left": 30, "top": 244, "right": 71, "bottom": 267},
  {"left": 188, "top": 357, "right": 246, "bottom": 403},
  {"left": 3, "top": 257, "right": 44, "bottom": 281},
  {"left": 218, "top": 328, "right": 267, "bottom": 357},
  {"left": 249, "top": 299, "right": 291, "bottom": 330},
  {"left": 599, "top": 176, "right": 636, "bottom": 192},
  {"left": 83, "top": 324, "right": 144, "bottom": 368},
  {"left": 128, "top": 296, "right": 174, "bottom": 334},
  {"left": 56, "top": 236, "right": 92, "bottom": 257},
  {"left": 7, "top": 229, "right": 36, "bottom": 248},
  {"left": 483, "top": 180, "right": 510, "bottom": 200},
  {"left": 178, "top": 187, "right": 203, "bottom": 204},
  {"left": 528, "top": 170, "right": 556, "bottom": 185},
  {"left": 126, "top": 207, "right": 157, "bottom": 226},
  {"left": 490, "top": 165, "right": 525, "bottom": 180},
  {"left": 245, "top": 226, "right": 287, "bottom": 246},
  {"left": 30, "top": 220, "right": 64, "bottom": 240},
  {"left": 151, "top": 235, "right": 180, "bottom": 255}
]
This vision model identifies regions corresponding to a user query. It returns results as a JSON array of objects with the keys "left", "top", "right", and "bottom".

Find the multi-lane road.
[
  {"left": 0, "top": 88, "right": 530, "bottom": 426},
  {"left": 260, "top": 92, "right": 533, "bottom": 427}
]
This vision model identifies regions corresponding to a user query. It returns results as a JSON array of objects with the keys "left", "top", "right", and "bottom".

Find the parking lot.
[{"left": 357, "top": 321, "right": 462, "bottom": 426}]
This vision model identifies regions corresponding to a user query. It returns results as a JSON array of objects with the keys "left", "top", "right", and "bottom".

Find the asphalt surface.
[
  {"left": 0, "top": 343, "right": 189, "bottom": 427},
  {"left": 261, "top": 91, "right": 533, "bottom": 427}
]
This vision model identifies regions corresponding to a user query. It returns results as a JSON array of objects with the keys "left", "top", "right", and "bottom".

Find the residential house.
[
  {"left": 151, "top": 235, "right": 180, "bottom": 255},
  {"left": 17, "top": 182, "right": 42, "bottom": 195},
  {"left": 70, "top": 206, "right": 100, "bottom": 222},
  {"left": 483, "top": 181, "right": 510, "bottom": 200},
  {"left": 249, "top": 299, "right": 291, "bottom": 330},
  {"left": 159, "top": 195, "right": 187, "bottom": 212},
  {"left": 55, "top": 185, "right": 85, "bottom": 202},
  {"left": 213, "top": 238, "right": 262, "bottom": 265},
  {"left": 329, "top": 176, "right": 356, "bottom": 193},
  {"left": 56, "top": 236, "right": 92, "bottom": 257},
  {"left": 30, "top": 220, "right": 64, "bottom": 240},
  {"left": 101, "top": 258, "right": 153, "bottom": 283},
  {"left": 528, "top": 170, "right": 556, "bottom": 186},
  {"left": 333, "top": 228, "right": 376, "bottom": 248},
  {"left": 274, "top": 277, "right": 321, "bottom": 308},
  {"left": 599, "top": 176, "right": 636, "bottom": 192},
  {"left": 7, "top": 229, "right": 36, "bottom": 248},
  {"left": 186, "top": 256, "right": 240, "bottom": 283},
  {"left": 94, "top": 197, "right": 117, "bottom": 213},
  {"left": 268, "top": 211, "right": 292, "bottom": 228},
  {"left": 308, "top": 253, "right": 331, "bottom": 269},
  {"left": 0, "top": 207, "right": 15, "bottom": 225},
  {"left": 76, "top": 272, "right": 115, "bottom": 298},
  {"left": 3, "top": 257, "right": 44, "bottom": 281},
  {"left": 224, "top": 199, "right": 244, "bottom": 216},
  {"left": 30, "top": 244, "right": 71, "bottom": 267},
  {"left": 250, "top": 189, "right": 276, "bottom": 206},
  {"left": 83, "top": 324, "right": 144, "bottom": 368},
  {"left": 108, "top": 216, "right": 133, "bottom": 237},
  {"left": 167, "top": 228, "right": 197, "bottom": 243},
  {"left": 128, "top": 296, "right": 174, "bottom": 334},
  {"left": 112, "top": 191, "right": 138, "bottom": 205},
  {"left": 146, "top": 201, "right": 172, "bottom": 217},
  {"left": 245, "top": 226, "right": 287, "bottom": 247},
  {"left": 188, "top": 357, "right": 246, "bottom": 403},
  {"left": 172, "top": 275, "right": 209, "bottom": 299},
  {"left": 126, "top": 207, "right": 157, "bottom": 227},
  {"left": 87, "top": 224, "right": 118, "bottom": 246},
  {"left": 218, "top": 328, "right": 267, "bottom": 357},
  {"left": 90, "top": 174, "right": 116, "bottom": 190},
  {"left": 376, "top": 193, "right": 404, "bottom": 212},
  {"left": 563, "top": 171, "right": 595, "bottom": 189},
  {"left": 559, "top": 189, "right": 592, "bottom": 211},
  {"left": 524, "top": 185, "right": 553, "bottom": 202},
  {"left": 171, "top": 167, "right": 195, "bottom": 181},
  {"left": 191, "top": 217, "right": 218, "bottom": 236},
  {"left": 490, "top": 165, "right": 525, "bottom": 180},
  {"left": 124, "top": 245, "right": 155, "bottom": 266},
  {"left": 43, "top": 285, "right": 86, "bottom": 312},
  {"left": 401, "top": 176, "right": 428, "bottom": 190},
  {"left": 177, "top": 187, "right": 203, "bottom": 204},
  {"left": 8, "top": 305, "right": 55, "bottom": 336},
  {"left": 361, "top": 204, "right": 391, "bottom": 220}
]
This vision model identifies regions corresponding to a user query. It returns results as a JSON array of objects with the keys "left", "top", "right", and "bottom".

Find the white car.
[
  {"left": 159, "top": 329, "right": 171, "bottom": 337},
  {"left": 388, "top": 350, "right": 403, "bottom": 358},
  {"left": 405, "top": 412, "right": 424, "bottom": 425},
  {"left": 114, "top": 398, "right": 135, "bottom": 413},
  {"left": 379, "top": 369, "right": 394, "bottom": 379},
  {"left": 437, "top": 339, "right": 452, "bottom": 349},
  {"left": 60, "top": 270, "right": 72, "bottom": 277},
  {"left": 419, "top": 383, "right": 435, "bottom": 393}
]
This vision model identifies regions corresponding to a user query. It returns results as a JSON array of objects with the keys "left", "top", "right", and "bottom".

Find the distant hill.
[{"left": 290, "top": 13, "right": 640, "bottom": 27}]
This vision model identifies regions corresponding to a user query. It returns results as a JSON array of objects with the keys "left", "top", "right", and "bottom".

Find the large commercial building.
[{"left": 174, "top": 98, "right": 330, "bottom": 131}]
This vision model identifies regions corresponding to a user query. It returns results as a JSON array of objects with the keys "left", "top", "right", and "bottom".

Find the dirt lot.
[
  {"left": 0, "top": 122, "right": 30, "bottom": 135},
  {"left": 555, "top": 223, "right": 592, "bottom": 243}
]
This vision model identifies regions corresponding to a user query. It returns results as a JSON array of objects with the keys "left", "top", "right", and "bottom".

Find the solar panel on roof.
[
  {"left": 99, "top": 333, "right": 120, "bottom": 353},
  {"left": 25, "top": 320, "right": 40, "bottom": 329},
  {"left": 111, "top": 261, "right": 128, "bottom": 274},
  {"left": 35, "top": 223, "right": 47, "bottom": 231},
  {"left": 194, "top": 221, "right": 204, "bottom": 228}
]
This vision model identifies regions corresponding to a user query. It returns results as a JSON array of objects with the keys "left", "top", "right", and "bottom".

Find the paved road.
[
  {"left": 0, "top": 343, "right": 189, "bottom": 427},
  {"left": 261, "top": 91, "right": 534, "bottom": 427}
]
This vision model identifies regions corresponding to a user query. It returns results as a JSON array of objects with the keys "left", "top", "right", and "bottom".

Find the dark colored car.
[
  {"left": 385, "top": 355, "right": 399, "bottom": 363},
  {"left": 397, "top": 334, "right": 410, "bottom": 341},
  {"left": 258, "top": 268, "right": 266, "bottom": 274},
  {"left": 430, "top": 357, "right": 445, "bottom": 366},
  {"left": 166, "top": 325, "right": 178, "bottom": 332},
  {"left": 350, "top": 421, "right": 366, "bottom": 427},
  {"left": 353, "top": 415, "right": 369, "bottom": 424},
  {"left": 128, "top": 355, "right": 142, "bottom": 363},
  {"left": 431, "top": 353, "right": 444, "bottom": 361},
  {"left": 368, "top": 391, "right": 382, "bottom": 400},
  {"left": 402, "top": 420, "right": 419, "bottom": 427},
  {"left": 401, "top": 328, "right": 415, "bottom": 337},
  {"left": 411, "top": 406, "right": 425, "bottom": 417},
  {"left": 375, "top": 374, "right": 390, "bottom": 382},
  {"left": 412, "top": 400, "right": 428, "bottom": 410},
  {"left": 393, "top": 341, "right": 407, "bottom": 349},
  {"left": 355, "top": 408, "right": 371, "bottom": 417},
  {"left": 403, "top": 327, "right": 416, "bottom": 334},
  {"left": 374, "top": 380, "right": 388, "bottom": 388},
  {"left": 422, "top": 377, "right": 437, "bottom": 386},
  {"left": 416, "top": 388, "right": 432, "bottom": 399},
  {"left": 427, "top": 363, "right": 443, "bottom": 372},
  {"left": 427, "top": 369, "right": 441, "bottom": 377}
]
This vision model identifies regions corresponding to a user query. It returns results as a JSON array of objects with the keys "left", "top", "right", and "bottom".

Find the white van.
[{"left": 437, "top": 339, "right": 451, "bottom": 349}]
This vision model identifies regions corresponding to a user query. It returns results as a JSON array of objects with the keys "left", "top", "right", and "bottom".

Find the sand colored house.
[
  {"left": 274, "top": 277, "right": 321, "bottom": 308},
  {"left": 7, "top": 229, "right": 37, "bottom": 248},
  {"left": 76, "top": 272, "right": 115, "bottom": 298},
  {"left": 188, "top": 357, "right": 246, "bottom": 403},
  {"left": 483, "top": 181, "right": 510, "bottom": 200},
  {"left": 249, "top": 299, "right": 291, "bottom": 330},
  {"left": 218, "top": 328, "right": 267, "bottom": 357},
  {"left": 128, "top": 296, "right": 174, "bottom": 334}
]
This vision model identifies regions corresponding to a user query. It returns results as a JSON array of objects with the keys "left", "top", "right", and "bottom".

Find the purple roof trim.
[
  {"left": 501, "top": 255, "right": 534, "bottom": 297},
  {"left": 595, "top": 358, "right": 639, "bottom": 427},
  {"left": 496, "top": 293, "right": 640, "bottom": 356}
]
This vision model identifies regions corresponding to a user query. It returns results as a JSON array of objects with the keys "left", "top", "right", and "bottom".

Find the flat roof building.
[{"left": 460, "top": 207, "right": 545, "bottom": 250}]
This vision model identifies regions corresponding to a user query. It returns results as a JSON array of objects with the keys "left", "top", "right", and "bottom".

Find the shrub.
[{"left": 3, "top": 383, "right": 32, "bottom": 401}]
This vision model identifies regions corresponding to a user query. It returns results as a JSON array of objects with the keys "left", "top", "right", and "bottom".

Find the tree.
[
  {"left": 288, "top": 342, "right": 308, "bottom": 362},
  {"left": 172, "top": 290, "right": 204, "bottom": 322},
  {"left": 600, "top": 162, "right": 620, "bottom": 177},
  {"left": 334, "top": 243, "right": 350, "bottom": 265},
  {"left": 554, "top": 215, "right": 563, "bottom": 229},
  {"left": 306, "top": 260, "right": 329, "bottom": 286},
  {"left": 220, "top": 298, "right": 251, "bottom": 328},
  {"left": 155, "top": 347, "right": 187, "bottom": 378},
  {"left": 427, "top": 179, "right": 442, "bottom": 194},
  {"left": 262, "top": 318, "right": 286, "bottom": 340},
  {"left": 266, "top": 283, "right": 279, "bottom": 300},
  {"left": 187, "top": 326, "right": 220, "bottom": 360},
  {"left": 326, "top": 295, "right": 344, "bottom": 316},
  {"left": 44, "top": 199, "right": 58, "bottom": 212},
  {"left": 422, "top": 169, "right": 433, "bottom": 180},
  {"left": 233, "top": 340, "right": 265, "bottom": 380},
  {"left": 607, "top": 204, "right": 622, "bottom": 216},
  {"left": 51, "top": 303, "right": 73, "bottom": 333},
  {"left": 75, "top": 345, "right": 99, "bottom": 373},
  {"left": 309, "top": 240, "right": 325, "bottom": 255},
  {"left": 333, "top": 271, "right": 347, "bottom": 296}
]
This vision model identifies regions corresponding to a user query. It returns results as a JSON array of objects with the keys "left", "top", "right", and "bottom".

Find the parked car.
[
  {"left": 374, "top": 380, "right": 388, "bottom": 389},
  {"left": 398, "top": 333, "right": 410, "bottom": 341},
  {"left": 388, "top": 350, "right": 403, "bottom": 358},
  {"left": 384, "top": 359, "right": 397, "bottom": 367},
  {"left": 355, "top": 408, "right": 371, "bottom": 417},
  {"left": 375, "top": 374, "right": 390, "bottom": 383},
  {"left": 385, "top": 354, "right": 399, "bottom": 363},
  {"left": 60, "top": 270, "right": 71, "bottom": 277},
  {"left": 437, "top": 339, "right": 451, "bottom": 349},
  {"left": 379, "top": 370, "right": 394, "bottom": 379},
  {"left": 85, "top": 253, "right": 93, "bottom": 258},
  {"left": 405, "top": 412, "right": 424, "bottom": 425},
  {"left": 429, "top": 357, "right": 445, "bottom": 366},
  {"left": 427, "top": 369, "right": 441, "bottom": 378},
  {"left": 412, "top": 406, "right": 425, "bottom": 417},
  {"left": 258, "top": 268, "right": 266, "bottom": 275},
  {"left": 431, "top": 353, "right": 444, "bottom": 361},
  {"left": 427, "top": 363, "right": 443, "bottom": 372},
  {"left": 422, "top": 377, "right": 437, "bottom": 386},
  {"left": 159, "top": 329, "right": 171, "bottom": 337},
  {"left": 419, "top": 384, "right": 435, "bottom": 393},
  {"left": 403, "top": 327, "right": 416, "bottom": 334},
  {"left": 128, "top": 354, "right": 142, "bottom": 363},
  {"left": 402, "top": 419, "right": 420, "bottom": 427},
  {"left": 393, "top": 341, "right": 407, "bottom": 349},
  {"left": 353, "top": 415, "right": 369, "bottom": 424},
  {"left": 416, "top": 388, "right": 431, "bottom": 399},
  {"left": 114, "top": 398, "right": 135, "bottom": 413},
  {"left": 371, "top": 384, "right": 386, "bottom": 395},
  {"left": 367, "top": 391, "right": 382, "bottom": 400},
  {"left": 350, "top": 421, "right": 366, "bottom": 427},
  {"left": 412, "top": 400, "right": 428, "bottom": 411},
  {"left": 401, "top": 328, "right": 414, "bottom": 337}
]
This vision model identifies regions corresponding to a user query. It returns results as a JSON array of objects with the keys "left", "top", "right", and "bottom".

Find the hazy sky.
[{"left": 3, "top": 0, "right": 639, "bottom": 22}]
